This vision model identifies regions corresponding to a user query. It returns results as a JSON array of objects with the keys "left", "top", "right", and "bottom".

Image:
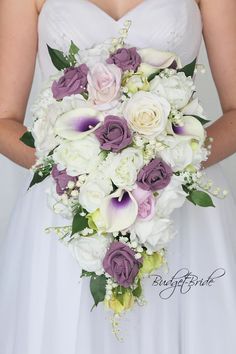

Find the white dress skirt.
[{"left": 0, "top": 0, "right": 236, "bottom": 353}]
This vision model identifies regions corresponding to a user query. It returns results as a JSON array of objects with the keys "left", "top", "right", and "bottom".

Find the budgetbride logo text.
[{"left": 151, "top": 267, "right": 226, "bottom": 299}]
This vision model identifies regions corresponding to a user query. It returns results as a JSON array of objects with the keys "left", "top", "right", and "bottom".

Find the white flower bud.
[
  {"left": 135, "top": 253, "right": 142, "bottom": 259},
  {"left": 67, "top": 181, "right": 75, "bottom": 189},
  {"left": 71, "top": 190, "right": 79, "bottom": 197}
]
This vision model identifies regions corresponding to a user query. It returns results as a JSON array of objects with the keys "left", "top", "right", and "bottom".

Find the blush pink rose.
[
  {"left": 132, "top": 185, "right": 155, "bottom": 221},
  {"left": 87, "top": 63, "right": 122, "bottom": 108}
]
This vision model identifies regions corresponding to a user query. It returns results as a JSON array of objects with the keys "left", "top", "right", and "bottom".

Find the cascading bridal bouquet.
[{"left": 20, "top": 20, "right": 227, "bottom": 337}]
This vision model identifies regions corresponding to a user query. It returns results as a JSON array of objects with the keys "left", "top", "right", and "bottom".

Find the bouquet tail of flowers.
[{"left": 20, "top": 20, "right": 227, "bottom": 334}]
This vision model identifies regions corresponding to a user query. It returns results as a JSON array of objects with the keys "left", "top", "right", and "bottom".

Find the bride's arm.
[
  {"left": 0, "top": 0, "right": 41, "bottom": 169},
  {"left": 199, "top": 0, "right": 236, "bottom": 168}
]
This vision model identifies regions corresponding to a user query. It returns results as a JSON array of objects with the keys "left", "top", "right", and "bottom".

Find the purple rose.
[
  {"left": 103, "top": 242, "right": 142, "bottom": 288},
  {"left": 52, "top": 64, "right": 89, "bottom": 100},
  {"left": 137, "top": 158, "right": 172, "bottom": 192},
  {"left": 52, "top": 165, "right": 77, "bottom": 195},
  {"left": 106, "top": 47, "right": 141, "bottom": 72},
  {"left": 94, "top": 115, "right": 132, "bottom": 152}
]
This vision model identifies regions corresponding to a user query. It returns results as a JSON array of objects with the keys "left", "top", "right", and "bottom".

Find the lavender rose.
[
  {"left": 103, "top": 242, "right": 142, "bottom": 288},
  {"left": 52, "top": 64, "right": 89, "bottom": 100},
  {"left": 52, "top": 165, "right": 77, "bottom": 195},
  {"left": 94, "top": 115, "right": 132, "bottom": 152},
  {"left": 106, "top": 47, "right": 141, "bottom": 72},
  {"left": 137, "top": 158, "right": 172, "bottom": 192}
]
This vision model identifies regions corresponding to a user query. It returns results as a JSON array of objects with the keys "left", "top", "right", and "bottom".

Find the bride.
[{"left": 0, "top": 0, "right": 236, "bottom": 353}]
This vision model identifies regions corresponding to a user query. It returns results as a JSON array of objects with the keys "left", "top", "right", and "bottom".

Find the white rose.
[
  {"left": 108, "top": 147, "right": 143, "bottom": 188},
  {"left": 134, "top": 217, "right": 175, "bottom": 252},
  {"left": 159, "top": 136, "right": 193, "bottom": 171},
  {"left": 79, "top": 176, "right": 113, "bottom": 212},
  {"left": 123, "top": 91, "right": 170, "bottom": 137},
  {"left": 70, "top": 234, "right": 111, "bottom": 275},
  {"left": 31, "top": 85, "right": 55, "bottom": 121},
  {"left": 32, "top": 116, "right": 59, "bottom": 158},
  {"left": 53, "top": 135, "right": 101, "bottom": 176},
  {"left": 155, "top": 175, "right": 187, "bottom": 217},
  {"left": 150, "top": 72, "right": 194, "bottom": 109},
  {"left": 31, "top": 87, "right": 58, "bottom": 158},
  {"left": 76, "top": 40, "right": 111, "bottom": 69}
]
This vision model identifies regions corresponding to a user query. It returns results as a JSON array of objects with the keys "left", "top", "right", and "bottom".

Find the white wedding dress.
[{"left": 0, "top": 0, "right": 236, "bottom": 353}]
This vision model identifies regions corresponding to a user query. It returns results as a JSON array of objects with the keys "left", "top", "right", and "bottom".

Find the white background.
[{"left": 0, "top": 41, "right": 236, "bottom": 240}]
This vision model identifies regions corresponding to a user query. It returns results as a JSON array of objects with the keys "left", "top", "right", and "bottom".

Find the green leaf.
[
  {"left": 90, "top": 274, "right": 107, "bottom": 307},
  {"left": 182, "top": 184, "right": 189, "bottom": 194},
  {"left": 115, "top": 293, "right": 123, "bottom": 305},
  {"left": 190, "top": 115, "right": 210, "bottom": 126},
  {"left": 68, "top": 41, "right": 80, "bottom": 66},
  {"left": 178, "top": 57, "right": 197, "bottom": 78},
  {"left": 69, "top": 40, "right": 79, "bottom": 57},
  {"left": 20, "top": 131, "right": 35, "bottom": 148},
  {"left": 132, "top": 279, "right": 142, "bottom": 297},
  {"left": 81, "top": 270, "right": 96, "bottom": 278},
  {"left": 28, "top": 170, "right": 50, "bottom": 190},
  {"left": 80, "top": 91, "right": 89, "bottom": 100},
  {"left": 48, "top": 148, "right": 57, "bottom": 156},
  {"left": 188, "top": 190, "right": 215, "bottom": 207},
  {"left": 113, "top": 285, "right": 127, "bottom": 305},
  {"left": 47, "top": 45, "right": 71, "bottom": 70},
  {"left": 99, "top": 150, "right": 110, "bottom": 160},
  {"left": 72, "top": 211, "right": 88, "bottom": 235},
  {"left": 147, "top": 70, "right": 160, "bottom": 82}
]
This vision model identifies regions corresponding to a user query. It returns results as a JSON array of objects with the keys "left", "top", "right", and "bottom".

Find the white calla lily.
[
  {"left": 138, "top": 49, "right": 182, "bottom": 76},
  {"left": 167, "top": 115, "right": 206, "bottom": 144},
  {"left": 181, "top": 98, "right": 206, "bottom": 117},
  {"left": 55, "top": 107, "right": 102, "bottom": 140}
]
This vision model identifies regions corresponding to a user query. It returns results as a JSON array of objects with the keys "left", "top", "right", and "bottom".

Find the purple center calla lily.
[
  {"left": 111, "top": 191, "right": 131, "bottom": 209},
  {"left": 171, "top": 116, "right": 206, "bottom": 143},
  {"left": 54, "top": 108, "right": 101, "bottom": 140},
  {"left": 172, "top": 124, "right": 185, "bottom": 134},
  {"left": 100, "top": 189, "right": 138, "bottom": 233},
  {"left": 73, "top": 116, "right": 100, "bottom": 132}
]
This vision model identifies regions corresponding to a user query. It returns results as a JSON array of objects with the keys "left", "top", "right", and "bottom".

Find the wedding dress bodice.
[{"left": 38, "top": 0, "right": 203, "bottom": 79}]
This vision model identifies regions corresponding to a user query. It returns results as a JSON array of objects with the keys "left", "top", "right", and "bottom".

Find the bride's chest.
[{"left": 37, "top": 0, "right": 203, "bottom": 78}]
